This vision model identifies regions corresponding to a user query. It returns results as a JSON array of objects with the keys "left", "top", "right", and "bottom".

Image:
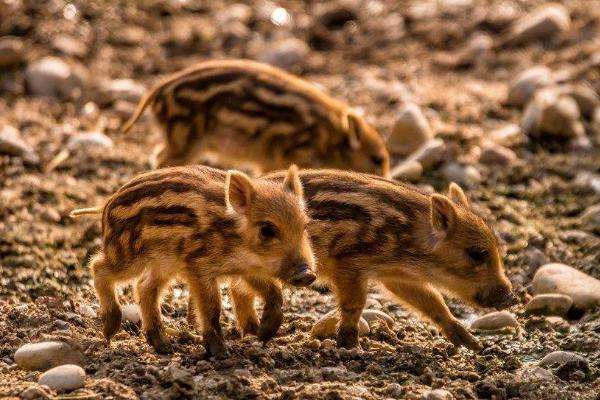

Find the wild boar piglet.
[
  {"left": 71, "top": 165, "right": 315, "bottom": 357},
  {"left": 122, "top": 59, "right": 390, "bottom": 177},
  {"left": 228, "top": 170, "right": 516, "bottom": 351}
]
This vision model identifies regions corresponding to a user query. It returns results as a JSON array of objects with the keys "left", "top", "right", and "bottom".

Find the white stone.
[
  {"left": 101, "top": 79, "right": 146, "bottom": 103},
  {"left": 532, "top": 263, "right": 600, "bottom": 311},
  {"left": 310, "top": 311, "right": 370, "bottom": 339},
  {"left": 471, "top": 311, "right": 519, "bottom": 331},
  {"left": 538, "top": 351, "right": 587, "bottom": 367},
  {"left": 361, "top": 309, "right": 394, "bottom": 329},
  {"left": 525, "top": 294, "right": 573, "bottom": 317},
  {"left": 388, "top": 103, "right": 434, "bottom": 156},
  {"left": 441, "top": 162, "right": 482, "bottom": 188},
  {"left": 0, "top": 125, "right": 39, "bottom": 164},
  {"left": 25, "top": 57, "right": 83, "bottom": 98},
  {"left": 258, "top": 38, "right": 309, "bottom": 70},
  {"left": 390, "top": 160, "right": 423, "bottom": 181},
  {"left": 506, "top": 66, "right": 553, "bottom": 107},
  {"left": 505, "top": 4, "right": 570, "bottom": 46},
  {"left": 521, "top": 88, "right": 585, "bottom": 139},
  {"left": 38, "top": 364, "right": 85, "bottom": 392},
  {"left": 67, "top": 131, "right": 113, "bottom": 150},
  {"left": 479, "top": 142, "right": 517, "bottom": 166},
  {"left": 122, "top": 303, "right": 141, "bottom": 324},
  {"left": 14, "top": 341, "right": 82, "bottom": 371}
]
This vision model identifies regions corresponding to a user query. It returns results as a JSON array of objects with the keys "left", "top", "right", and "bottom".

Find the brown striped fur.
[
  {"left": 220, "top": 169, "right": 516, "bottom": 350},
  {"left": 122, "top": 59, "right": 390, "bottom": 177},
  {"left": 72, "top": 165, "right": 315, "bottom": 357}
]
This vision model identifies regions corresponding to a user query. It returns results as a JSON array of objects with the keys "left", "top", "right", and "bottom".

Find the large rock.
[
  {"left": 0, "top": 125, "right": 39, "bottom": 165},
  {"left": 471, "top": 311, "right": 519, "bottom": 331},
  {"left": 310, "top": 311, "right": 370, "bottom": 339},
  {"left": 25, "top": 57, "right": 84, "bottom": 98},
  {"left": 525, "top": 294, "right": 573, "bottom": 317},
  {"left": 14, "top": 341, "right": 83, "bottom": 371},
  {"left": 521, "top": 88, "right": 585, "bottom": 139},
  {"left": 504, "top": 4, "right": 570, "bottom": 46},
  {"left": 388, "top": 103, "right": 434, "bottom": 156},
  {"left": 38, "top": 364, "right": 86, "bottom": 392},
  {"left": 532, "top": 263, "right": 600, "bottom": 311},
  {"left": 506, "top": 66, "right": 553, "bottom": 107}
]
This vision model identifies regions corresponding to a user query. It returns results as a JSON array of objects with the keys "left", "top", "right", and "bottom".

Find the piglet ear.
[
  {"left": 343, "top": 109, "right": 362, "bottom": 150},
  {"left": 283, "top": 164, "right": 304, "bottom": 199},
  {"left": 225, "top": 170, "right": 255, "bottom": 215},
  {"left": 448, "top": 182, "right": 469, "bottom": 208},
  {"left": 430, "top": 194, "right": 457, "bottom": 237}
]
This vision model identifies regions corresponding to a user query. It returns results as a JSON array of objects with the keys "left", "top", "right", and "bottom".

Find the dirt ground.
[{"left": 1, "top": 0, "right": 600, "bottom": 399}]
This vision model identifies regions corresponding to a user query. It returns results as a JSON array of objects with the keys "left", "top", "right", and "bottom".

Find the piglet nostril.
[{"left": 287, "top": 263, "right": 315, "bottom": 287}]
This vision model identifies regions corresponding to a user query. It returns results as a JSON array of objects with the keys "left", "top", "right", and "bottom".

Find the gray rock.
[
  {"left": 515, "top": 365, "right": 554, "bottom": 382},
  {"left": 258, "top": 38, "right": 309, "bottom": 70},
  {"left": 506, "top": 66, "right": 553, "bottom": 107},
  {"left": 14, "top": 341, "right": 83, "bottom": 371},
  {"left": 525, "top": 294, "right": 573, "bottom": 317},
  {"left": 310, "top": 311, "right": 369, "bottom": 339},
  {"left": 504, "top": 4, "right": 570, "bottom": 46},
  {"left": 521, "top": 88, "right": 585, "bottom": 139},
  {"left": 389, "top": 103, "right": 434, "bottom": 156},
  {"left": 361, "top": 309, "right": 394, "bottom": 329},
  {"left": 538, "top": 351, "right": 587, "bottom": 367},
  {"left": 532, "top": 263, "right": 600, "bottom": 311},
  {"left": 0, "top": 37, "right": 24, "bottom": 68},
  {"left": 122, "top": 303, "right": 141, "bottom": 324},
  {"left": 0, "top": 125, "right": 39, "bottom": 165},
  {"left": 38, "top": 364, "right": 85, "bottom": 392},
  {"left": 441, "top": 162, "right": 482, "bottom": 188},
  {"left": 479, "top": 142, "right": 517, "bottom": 166},
  {"left": 471, "top": 311, "right": 519, "bottom": 331},
  {"left": 100, "top": 79, "right": 145, "bottom": 104},
  {"left": 25, "top": 57, "right": 84, "bottom": 98}
]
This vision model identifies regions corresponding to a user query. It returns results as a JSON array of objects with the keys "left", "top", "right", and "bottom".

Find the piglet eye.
[
  {"left": 370, "top": 155, "right": 383, "bottom": 166},
  {"left": 259, "top": 222, "right": 278, "bottom": 241},
  {"left": 466, "top": 248, "right": 488, "bottom": 265}
]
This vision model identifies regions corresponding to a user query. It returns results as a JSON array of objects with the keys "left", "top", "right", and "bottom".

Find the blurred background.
[{"left": 1, "top": 1, "right": 599, "bottom": 399}]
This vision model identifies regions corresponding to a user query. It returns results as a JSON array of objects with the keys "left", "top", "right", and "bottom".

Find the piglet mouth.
[
  {"left": 475, "top": 290, "right": 518, "bottom": 309},
  {"left": 285, "top": 263, "right": 316, "bottom": 287}
]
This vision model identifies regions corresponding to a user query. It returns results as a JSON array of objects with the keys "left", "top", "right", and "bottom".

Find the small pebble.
[
  {"left": 489, "top": 124, "right": 526, "bottom": 147},
  {"left": 391, "top": 159, "right": 423, "bottom": 181},
  {"left": 0, "top": 37, "right": 24, "bottom": 68},
  {"left": 100, "top": 79, "right": 146, "bottom": 104},
  {"left": 423, "top": 388, "right": 453, "bottom": 400},
  {"left": 0, "top": 125, "right": 39, "bottom": 165},
  {"left": 525, "top": 294, "right": 573, "bottom": 317},
  {"left": 38, "top": 364, "right": 86, "bottom": 392},
  {"left": 67, "top": 131, "right": 113, "bottom": 150},
  {"left": 389, "top": 103, "right": 434, "bottom": 156},
  {"left": 25, "top": 57, "right": 83, "bottom": 98},
  {"left": 14, "top": 341, "right": 83, "bottom": 371},
  {"left": 471, "top": 311, "right": 519, "bottom": 331},
  {"left": 258, "top": 38, "right": 309, "bottom": 70},
  {"left": 441, "top": 162, "right": 482, "bottom": 188},
  {"left": 478, "top": 142, "right": 517, "bottom": 166}
]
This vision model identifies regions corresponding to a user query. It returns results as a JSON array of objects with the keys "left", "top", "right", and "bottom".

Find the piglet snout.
[{"left": 287, "top": 263, "right": 316, "bottom": 287}]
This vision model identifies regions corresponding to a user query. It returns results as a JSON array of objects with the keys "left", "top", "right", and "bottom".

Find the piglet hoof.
[
  {"left": 102, "top": 307, "right": 122, "bottom": 341},
  {"left": 145, "top": 328, "right": 173, "bottom": 355},
  {"left": 257, "top": 309, "right": 283, "bottom": 342},
  {"left": 443, "top": 320, "right": 483, "bottom": 352},
  {"left": 336, "top": 326, "right": 359, "bottom": 349}
]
